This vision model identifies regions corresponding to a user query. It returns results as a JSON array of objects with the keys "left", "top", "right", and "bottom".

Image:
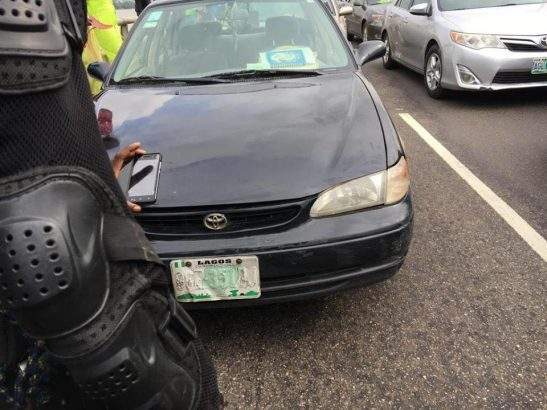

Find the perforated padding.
[
  {"left": 0, "top": 219, "right": 73, "bottom": 309},
  {"left": 0, "top": 0, "right": 49, "bottom": 31},
  {"left": 0, "top": 173, "right": 110, "bottom": 339},
  {"left": 48, "top": 262, "right": 151, "bottom": 357},
  {"left": 66, "top": 305, "right": 202, "bottom": 408},
  {"left": 0, "top": 55, "right": 71, "bottom": 91},
  {"left": 0, "top": 0, "right": 76, "bottom": 94},
  {"left": 78, "top": 359, "right": 141, "bottom": 401}
]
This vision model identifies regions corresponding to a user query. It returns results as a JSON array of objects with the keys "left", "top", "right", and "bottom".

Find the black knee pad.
[
  {"left": 0, "top": 169, "right": 111, "bottom": 338},
  {"left": 67, "top": 297, "right": 200, "bottom": 409},
  {"left": 0, "top": 168, "right": 219, "bottom": 409}
]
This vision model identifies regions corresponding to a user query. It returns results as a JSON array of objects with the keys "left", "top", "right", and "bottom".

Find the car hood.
[
  {"left": 441, "top": 3, "right": 547, "bottom": 35},
  {"left": 96, "top": 73, "right": 386, "bottom": 207}
]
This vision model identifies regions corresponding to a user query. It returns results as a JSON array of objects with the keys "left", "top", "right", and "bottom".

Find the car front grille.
[
  {"left": 500, "top": 35, "right": 547, "bottom": 52},
  {"left": 137, "top": 198, "right": 313, "bottom": 238},
  {"left": 504, "top": 42, "right": 547, "bottom": 52},
  {"left": 492, "top": 70, "right": 547, "bottom": 84}
]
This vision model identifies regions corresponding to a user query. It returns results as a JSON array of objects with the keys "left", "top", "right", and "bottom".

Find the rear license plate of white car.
[
  {"left": 531, "top": 58, "right": 547, "bottom": 74},
  {"left": 170, "top": 256, "right": 260, "bottom": 302}
]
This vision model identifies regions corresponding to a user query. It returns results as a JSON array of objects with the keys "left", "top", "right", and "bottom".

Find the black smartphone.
[{"left": 127, "top": 153, "right": 162, "bottom": 204}]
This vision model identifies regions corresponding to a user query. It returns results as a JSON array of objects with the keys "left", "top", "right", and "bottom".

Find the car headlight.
[
  {"left": 450, "top": 31, "right": 506, "bottom": 50},
  {"left": 310, "top": 157, "right": 410, "bottom": 218}
]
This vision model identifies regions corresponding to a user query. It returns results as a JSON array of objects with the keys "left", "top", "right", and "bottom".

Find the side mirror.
[
  {"left": 409, "top": 3, "right": 431, "bottom": 16},
  {"left": 353, "top": 0, "right": 364, "bottom": 7},
  {"left": 87, "top": 61, "right": 111, "bottom": 82},
  {"left": 356, "top": 40, "right": 386, "bottom": 65},
  {"left": 339, "top": 5, "right": 354, "bottom": 16}
]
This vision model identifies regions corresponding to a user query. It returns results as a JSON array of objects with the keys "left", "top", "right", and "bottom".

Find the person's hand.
[
  {"left": 112, "top": 142, "right": 146, "bottom": 213},
  {"left": 126, "top": 200, "right": 142, "bottom": 213},
  {"left": 87, "top": 16, "right": 112, "bottom": 29},
  {"left": 112, "top": 142, "right": 146, "bottom": 178}
]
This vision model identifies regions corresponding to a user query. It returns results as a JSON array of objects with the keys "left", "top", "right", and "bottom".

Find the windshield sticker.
[
  {"left": 267, "top": 49, "right": 306, "bottom": 66},
  {"left": 146, "top": 10, "right": 163, "bottom": 22},
  {"left": 143, "top": 21, "right": 158, "bottom": 28},
  {"left": 247, "top": 47, "right": 318, "bottom": 70}
]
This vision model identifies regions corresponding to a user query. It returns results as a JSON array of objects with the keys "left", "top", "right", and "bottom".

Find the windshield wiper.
[
  {"left": 113, "top": 75, "right": 229, "bottom": 85},
  {"left": 204, "top": 69, "right": 323, "bottom": 80}
]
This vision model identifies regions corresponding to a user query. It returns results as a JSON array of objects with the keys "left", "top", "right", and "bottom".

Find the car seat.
[
  {"left": 264, "top": 16, "right": 312, "bottom": 49},
  {"left": 166, "top": 21, "right": 228, "bottom": 76}
]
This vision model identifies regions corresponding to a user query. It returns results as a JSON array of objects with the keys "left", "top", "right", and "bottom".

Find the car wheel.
[
  {"left": 424, "top": 45, "right": 446, "bottom": 99},
  {"left": 361, "top": 22, "right": 368, "bottom": 42},
  {"left": 382, "top": 33, "right": 396, "bottom": 69}
]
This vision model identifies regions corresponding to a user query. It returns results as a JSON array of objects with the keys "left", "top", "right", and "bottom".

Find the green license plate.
[
  {"left": 531, "top": 57, "right": 547, "bottom": 74},
  {"left": 170, "top": 256, "right": 260, "bottom": 302}
]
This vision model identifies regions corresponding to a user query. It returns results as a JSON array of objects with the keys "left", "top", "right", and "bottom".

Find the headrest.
[
  {"left": 177, "top": 22, "right": 222, "bottom": 51},
  {"left": 265, "top": 16, "right": 302, "bottom": 46}
]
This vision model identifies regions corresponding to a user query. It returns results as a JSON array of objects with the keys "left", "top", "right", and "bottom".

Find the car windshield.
[
  {"left": 438, "top": 0, "right": 546, "bottom": 11},
  {"left": 112, "top": 0, "right": 351, "bottom": 83}
]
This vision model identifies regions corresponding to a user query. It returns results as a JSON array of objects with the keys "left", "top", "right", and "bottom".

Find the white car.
[{"left": 382, "top": 0, "right": 547, "bottom": 98}]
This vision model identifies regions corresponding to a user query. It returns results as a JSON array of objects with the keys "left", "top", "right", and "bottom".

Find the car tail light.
[{"left": 97, "top": 108, "right": 113, "bottom": 137}]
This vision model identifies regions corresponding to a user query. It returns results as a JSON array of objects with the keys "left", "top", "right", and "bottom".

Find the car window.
[
  {"left": 113, "top": 0, "right": 135, "bottom": 8},
  {"left": 438, "top": 0, "right": 545, "bottom": 11},
  {"left": 398, "top": 0, "right": 414, "bottom": 8},
  {"left": 113, "top": 0, "right": 351, "bottom": 81}
]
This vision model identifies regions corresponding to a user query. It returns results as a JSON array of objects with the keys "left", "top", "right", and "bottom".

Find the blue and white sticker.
[
  {"left": 266, "top": 49, "right": 307, "bottom": 67},
  {"left": 146, "top": 10, "right": 163, "bottom": 22}
]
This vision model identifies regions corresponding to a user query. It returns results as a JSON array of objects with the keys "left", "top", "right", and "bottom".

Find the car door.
[
  {"left": 386, "top": 0, "right": 411, "bottom": 61},
  {"left": 347, "top": 0, "right": 365, "bottom": 36},
  {"left": 400, "top": 0, "right": 432, "bottom": 70},
  {"left": 394, "top": 0, "right": 415, "bottom": 63}
]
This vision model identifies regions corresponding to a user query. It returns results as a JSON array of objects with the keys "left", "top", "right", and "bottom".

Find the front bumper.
[
  {"left": 443, "top": 44, "right": 547, "bottom": 91},
  {"left": 151, "top": 195, "right": 413, "bottom": 307}
]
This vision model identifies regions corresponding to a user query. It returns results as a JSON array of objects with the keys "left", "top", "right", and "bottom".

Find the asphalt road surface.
[{"left": 193, "top": 60, "right": 547, "bottom": 408}]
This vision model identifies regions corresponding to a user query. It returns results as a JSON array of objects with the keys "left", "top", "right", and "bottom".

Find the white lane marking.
[{"left": 400, "top": 113, "right": 547, "bottom": 263}]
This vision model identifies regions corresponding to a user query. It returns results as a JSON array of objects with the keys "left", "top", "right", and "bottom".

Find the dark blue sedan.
[{"left": 90, "top": 0, "right": 413, "bottom": 306}]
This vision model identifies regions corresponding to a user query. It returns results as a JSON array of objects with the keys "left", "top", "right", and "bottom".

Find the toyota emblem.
[
  {"left": 204, "top": 213, "right": 228, "bottom": 230},
  {"left": 541, "top": 36, "right": 547, "bottom": 48}
]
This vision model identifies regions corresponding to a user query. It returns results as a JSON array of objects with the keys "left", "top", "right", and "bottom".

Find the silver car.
[
  {"left": 321, "top": 0, "right": 354, "bottom": 36},
  {"left": 347, "top": 0, "right": 392, "bottom": 41},
  {"left": 382, "top": 0, "right": 547, "bottom": 98}
]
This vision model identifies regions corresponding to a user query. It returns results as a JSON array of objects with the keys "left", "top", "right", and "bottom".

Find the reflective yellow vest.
[{"left": 83, "top": 0, "right": 123, "bottom": 94}]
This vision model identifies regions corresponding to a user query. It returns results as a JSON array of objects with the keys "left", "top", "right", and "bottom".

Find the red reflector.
[{"left": 97, "top": 108, "right": 113, "bottom": 137}]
